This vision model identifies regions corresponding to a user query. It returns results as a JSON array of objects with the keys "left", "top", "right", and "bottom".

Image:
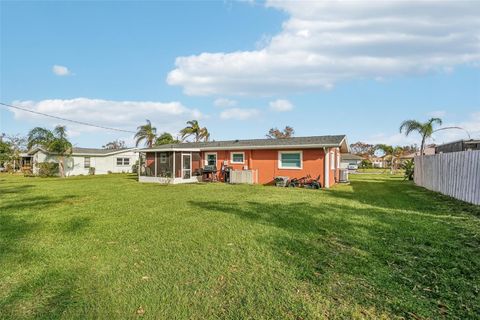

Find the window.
[
  {"left": 160, "top": 153, "right": 167, "bottom": 163},
  {"left": 231, "top": 152, "right": 245, "bottom": 164},
  {"left": 278, "top": 151, "right": 302, "bottom": 169},
  {"left": 116, "top": 158, "right": 130, "bottom": 166},
  {"left": 84, "top": 157, "right": 91, "bottom": 168},
  {"left": 330, "top": 152, "right": 335, "bottom": 170},
  {"left": 205, "top": 153, "right": 217, "bottom": 166}
]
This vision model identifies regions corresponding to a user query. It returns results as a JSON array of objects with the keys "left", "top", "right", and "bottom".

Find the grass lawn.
[{"left": 1, "top": 174, "right": 479, "bottom": 319}]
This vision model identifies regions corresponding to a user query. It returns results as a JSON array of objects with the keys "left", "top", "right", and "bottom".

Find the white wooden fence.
[{"left": 414, "top": 151, "right": 480, "bottom": 205}]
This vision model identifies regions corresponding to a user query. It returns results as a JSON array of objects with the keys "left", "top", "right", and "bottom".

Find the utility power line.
[{"left": 0, "top": 102, "right": 136, "bottom": 134}]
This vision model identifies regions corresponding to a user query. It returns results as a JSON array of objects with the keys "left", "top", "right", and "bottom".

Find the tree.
[
  {"left": 399, "top": 118, "right": 442, "bottom": 155},
  {"left": 266, "top": 126, "right": 295, "bottom": 139},
  {"left": 0, "top": 135, "right": 12, "bottom": 166},
  {"left": 155, "top": 132, "right": 178, "bottom": 145},
  {"left": 400, "top": 144, "right": 418, "bottom": 154},
  {"left": 2, "top": 134, "right": 27, "bottom": 171},
  {"left": 103, "top": 139, "right": 127, "bottom": 150},
  {"left": 135, "top": 120, "right": 157, "bottom": 147},
  {"left": 27, "top": 126, "right": 72, "bottom": 177},
  {"left": 375, "top": 144, "right": 405, "bottom": 174},
  {"left": 180, "top": 120, "right": 210, "bottom": 142},
  {"left": 349, "top": 141, "right": 375, "bottom": 157}
]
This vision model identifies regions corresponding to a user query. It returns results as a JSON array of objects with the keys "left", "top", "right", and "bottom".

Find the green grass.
[
  {"left": 354, "top": 168, "right": 400, "bottom": 174},
  {"left": 1, "top": 174, "right": 479, "bottom": 319}
]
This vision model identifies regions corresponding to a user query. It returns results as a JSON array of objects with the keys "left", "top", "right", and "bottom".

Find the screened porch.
[{"left": 138, "top": 150, "right": 202, "bottom": 184}]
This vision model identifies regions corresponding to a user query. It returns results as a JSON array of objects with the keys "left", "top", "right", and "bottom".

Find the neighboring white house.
[
  {"left": 27, "top": 147, "right": 138, "bottom": 176},
  {"left": 340, "top": 153, "right": 364, "bottom": 170}
]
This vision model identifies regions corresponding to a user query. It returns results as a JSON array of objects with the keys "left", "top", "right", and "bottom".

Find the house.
[
  {"left": 26, "top": 147, "right": 138, "bottom": 176},
  {"left": 340, "top": 153, "right": 363, "bottom": 170},
  {"left": 138, "top": 135, "right": 349, "bottom": 188},
  {"left": 369, "top": 156, "right": 386, "bottom": 168},
  {"left": 19, "top": 153, "right": 33, "bottom": 173},
  {"left": 435, "top": 139, "right": 480, "bottom": 154}
]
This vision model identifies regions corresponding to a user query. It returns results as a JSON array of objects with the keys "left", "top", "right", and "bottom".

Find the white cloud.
[
  {"left": 214, "top": 98, "right": 237, "bottom": 107},
  {"left": 167, "top": 0, "right": 480, "bottom": 96},
  {"left": 430, "top": 112, "right": 480, "bottom": 144},
  {"left": 269, "top": 99, "right": 293, "bottom": 112},
  {"left": 220, "top": 108, "right": 260, "bottom": 120},
  {"left": 10, "top": 98, "right": 203, "bottom": 138},
  {"left": 52, "top": 65, "right": 71, "bottom": 76}
]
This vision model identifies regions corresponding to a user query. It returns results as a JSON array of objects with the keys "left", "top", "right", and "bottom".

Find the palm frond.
[{"left": 399, "top": 120, "right": 422, "bottom": 135}]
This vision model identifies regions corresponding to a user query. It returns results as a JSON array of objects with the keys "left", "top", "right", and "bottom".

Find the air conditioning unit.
[{"left": 339, "top": 169, "right": 349, "bottom": 183}]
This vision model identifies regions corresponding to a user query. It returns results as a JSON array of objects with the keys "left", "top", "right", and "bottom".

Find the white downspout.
[
  {"left": 324, "top": 147, "right": 330, "bottom": 188},
  {"left": 154, "top": 152, "right": 157, "bottom": 177}
]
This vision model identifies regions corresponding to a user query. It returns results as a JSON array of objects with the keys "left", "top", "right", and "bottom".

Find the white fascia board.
[
  {"left": 138, "top": 148, "right": 201, "bottom": 152},
  {"left": 200, "top": 144, "right": 342, "bottom": 151}
]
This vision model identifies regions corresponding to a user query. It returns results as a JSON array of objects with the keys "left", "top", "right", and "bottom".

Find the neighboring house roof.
[
  {"left": 142, "top": 135, "right": 349, "bottom": 152},
  {"left": 340, "top": 153, "right": 363, "bottom": 161},
  {"left": 28, "top": 147, "right": 137, "bottom": 156},
  {"left": 435, "top": 139, "right": 480, "bottom": 153}
]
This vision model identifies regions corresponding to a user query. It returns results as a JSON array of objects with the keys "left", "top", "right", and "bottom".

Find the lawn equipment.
[
  {"left": 287, "top": 175, "right": 311, "bottom": 188},
  {"left": 304, "top": 175, "right": 321, "bottom": 189}
]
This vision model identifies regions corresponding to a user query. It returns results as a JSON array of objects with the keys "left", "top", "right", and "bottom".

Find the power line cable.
[{"left": 0, "top": 102, "right": 136, "bottom": 134}]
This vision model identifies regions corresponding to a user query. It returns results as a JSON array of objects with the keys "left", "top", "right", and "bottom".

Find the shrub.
[
  {"left": 23, "top": 167, "right": 33, "bottom": 177},
  {"left": 4, "top": 163, "right": 13, "bottom": 173},
  {"left": 360, "top": 159, "right": 373, "bottom": 169},
  {"left": 88, "top": 167, "right": 96, "bottom": 175},
  {"left": 132, "top": 161, "right": 139, "bottom": 174},
  {"left": 37, "top": 162, "right": 59, "bottom": 177},
  {"left": 401, "top": 159, "right": 414, "bottom": 180}
]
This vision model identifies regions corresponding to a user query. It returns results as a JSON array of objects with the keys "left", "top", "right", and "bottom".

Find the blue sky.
[{"left": 1, "top": 0, "right": 479, "bottom": 148}]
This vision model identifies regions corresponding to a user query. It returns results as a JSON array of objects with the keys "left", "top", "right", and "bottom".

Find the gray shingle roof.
[
  {"left": 143, "top": 135, "right": 347, "bottom": 151},
  {"left": 28, "top": 147, "right": 135, "bottom": 156},
  {"left": 71, "top": 147, "right": 135, "bottom": 155},
  {"left": 72, "top": 147, "right": 114, "bottom": 154},
  {"left": 341, "top": 153, "right": 364, "bottom": 161}
]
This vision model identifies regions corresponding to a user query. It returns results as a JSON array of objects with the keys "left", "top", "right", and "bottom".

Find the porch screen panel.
[
  {"left": 145, "top": 152, "right": 155, "bottom": 176},
  {"left": 156, "top": 152, "right": 173, "bottom": 177},
  {"left": 192, "top": 152, "right": 201, "bottom": 175},
  {"left": 174, "top": 151, "right": 182, "bottom": 178}
]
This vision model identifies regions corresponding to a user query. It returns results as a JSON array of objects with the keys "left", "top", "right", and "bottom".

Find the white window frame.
[
  {"left": 182, "top": 152, "right": 192, "bottom": 179},
  {"left": 330, "top": 151, "right": 335, "bottom": 170},
  {"left": 278, "top": 150, "right": 303, "bottom": 170},
  {"left": 230, "top": 151, "right": 245, "bottom": 164},
  {"left": 159, "top": 152, "right": 167, "bottom": 164},
  {"left": 116, "top": 157, "right": 130, "bottom": 166},
  {"left": 205, "top": 152, "right": 217, "bottom": 166}
]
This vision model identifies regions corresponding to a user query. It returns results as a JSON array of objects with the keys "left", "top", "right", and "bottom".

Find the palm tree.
[
  {"left": 135, "top": 120, "right": 157, "bottom": 147},
  {"left": 375, "top": 144, "right": 404, "bottom": 174},
  {"left": 399, "top": 118, "right": 442, "bottom": 155},
  {"left": 27, "top": 125, "right": 72, "bottom": 177},
  {"left": 180, "top": 120, "right": 210, "bottom": 142},
  {"left": 155, "top": 132, "right": 178, "bottom": 145}
]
